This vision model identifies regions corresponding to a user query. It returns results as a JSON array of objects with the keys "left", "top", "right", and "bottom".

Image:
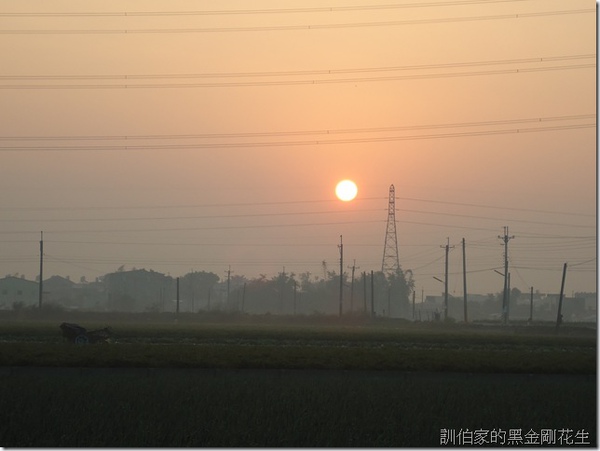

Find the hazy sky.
[{"left": 0, "top": 0, "right": 596, "bottom": 298}]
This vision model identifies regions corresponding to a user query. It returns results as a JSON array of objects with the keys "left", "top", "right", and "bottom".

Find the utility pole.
[
  {"left": 348, "top": 259, "right": 359, "bottom": 312},
  {"left": 293, "top": 280, "right": 297, "bottom": 315},
  {"left": 412, "top": 289, "right": 416, "bottom": 320},
  {"left": 190, "top": 275, "right": 195, "bottom": 313},
  {"left": 176, "top": 277, "right": 180, "bottom": 317},
  {"left": 279, "top": 266, "right": 286, "bottom": 313},
  {"left": 556, "top": 263, "right": 567, "bottom": 330},
  {"left": 38, "top": 231, "right": 43, "bottom": 309},
  {"left": 370, "top": 270, "right": 375, "bottom": 318},
  {"left": 225, "top": 265, "right": 232, "bottom": 304},
  {"left": 387, "top": 288, "right": 391, "bottom": 317},
  {"left": 498, "top": 226, "right": 514, "bottom": 324},
  {"left": 462, "top": 238, "right": 468, "bottom": 323},
  {"left": 241, "top": 282, "right": 246, "bottom": 313},
  {"left": 440, "top": 238, "right": 454, "bottom": 321},
  {"left": 507, "top": 272, "right": 511, "bottom": 321},
  {"left": 362, "top": 271, "right": 367, "bottom": 314},
  {"left": 529, "top": 286, "right": 534, "bottom": 323},
  {"left": 338, "top": 235, "right": 343, "bottom": 317}
]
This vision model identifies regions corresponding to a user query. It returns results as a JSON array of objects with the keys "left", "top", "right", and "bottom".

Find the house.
[
  {"left": 43, "top": 275, "right": 76, "bottom": 306},
  {"left": 0, "top": 276, "right": 38, "bottom": 309},
  {"left": 72, "top": 279, "right": 106, "bottom": 310}
]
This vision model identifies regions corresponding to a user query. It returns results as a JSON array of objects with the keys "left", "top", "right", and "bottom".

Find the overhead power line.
[
  {"left": 0, "top": 113, "right": 593, "bottom": 142},
  {"left": 0, "top": 123, "right": 593, "bottom": 152},
  {"left": 0, "top": 54, "right": 592, "bottom": 82},
  {"left": 0, "top": 1, "right": 541, "bottom": 17},
  {"left": 395, "top": 195, "right": 595, "bottom": 218},
  {"left": 0, "top": 208, "right": 385, "bottom": 223},
  {"left": 0, "top": 191, "right": 592, "bottom": 220},
  {"left": 0, "top": 61, "right": 594, "bottom": 89},
  {"left": 0, "top": 219, "right": 387, "bottom": 235},
  {"left": 0, "top": 8, "right": 593, "bottom": 34}
]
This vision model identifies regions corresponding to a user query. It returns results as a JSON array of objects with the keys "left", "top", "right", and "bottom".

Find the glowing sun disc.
[{"left": 335, "top": 180, "right": 358, "bottom": 201}]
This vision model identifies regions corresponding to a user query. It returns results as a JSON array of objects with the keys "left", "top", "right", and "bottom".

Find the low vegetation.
[
  {"left": 0, "top": 368, "right": 595, "bottom": 447},
  {"left": 0, "top": 313, "right": 595, "bottom": 446},
  {"left": 0, "top": 313, "right": 595, "bottom": 373}
]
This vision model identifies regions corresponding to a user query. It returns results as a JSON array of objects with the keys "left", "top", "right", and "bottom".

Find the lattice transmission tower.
[{"left": 381, "top": 184, "right": 400, "bottom": 274}]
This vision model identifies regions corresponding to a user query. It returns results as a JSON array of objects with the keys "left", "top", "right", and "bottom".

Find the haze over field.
[{"left": 0, "top": 0, "right": 596, "bottom": 298}]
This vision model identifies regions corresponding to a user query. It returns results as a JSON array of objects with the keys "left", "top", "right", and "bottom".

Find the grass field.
[
  {"left": 0, "top": 367, "right": 595, "bottom": 447},
  {"left": 0, "top": 314, "right": 596, "bottom": 446},
  {"left": 0, "top": 315, "right": 595, "bottom": 373}
]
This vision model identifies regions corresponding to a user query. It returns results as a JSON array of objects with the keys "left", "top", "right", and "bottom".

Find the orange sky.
[{"left": 0, "top": 0, "right": 596, "bottom": 297}]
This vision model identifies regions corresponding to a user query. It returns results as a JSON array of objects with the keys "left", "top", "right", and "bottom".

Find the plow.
[{"left": 60, "top": 322, "right": 113, "bottom": 344}]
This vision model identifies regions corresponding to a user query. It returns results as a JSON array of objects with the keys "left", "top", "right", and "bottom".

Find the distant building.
[
  {"left": 72, "top": 279, "right": 106, "bottom": 310},
  {"left": 574, "top": 292, "right": 597, "bottom": 313},
  {"left": 0, "top": 276, "right": 38, "bottom": 309},
  {"left": 43, "top": 275, "right": 76, "bottom": 305}
]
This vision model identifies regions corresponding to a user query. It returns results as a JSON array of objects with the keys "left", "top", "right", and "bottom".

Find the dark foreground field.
[
  {"left": 0, "top": 367, "right": 595, "bottom": 447},
  {"left": 0, "top": 315, "right": 596, "bottom": 446}
]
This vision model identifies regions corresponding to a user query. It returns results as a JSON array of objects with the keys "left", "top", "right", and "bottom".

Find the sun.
[{"left": 335, "top": 180, "right": 358, "bottom": 202}]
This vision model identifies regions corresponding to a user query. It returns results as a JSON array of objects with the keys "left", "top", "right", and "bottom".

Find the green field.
[
  {"left": 0, "top": 314, "right": 595, "bottom": 373},
  {"left": 0, "top": 314, "right": 596, "bottom": 446}
]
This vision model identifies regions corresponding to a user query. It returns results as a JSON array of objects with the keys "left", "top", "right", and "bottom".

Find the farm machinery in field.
[{"left": 60, "top": 322, "right": 113, "bottom": 344}]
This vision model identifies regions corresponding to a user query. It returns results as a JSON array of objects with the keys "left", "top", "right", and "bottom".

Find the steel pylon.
[{"left": 381, "top": 184, "right": 400, "bottom": 274}]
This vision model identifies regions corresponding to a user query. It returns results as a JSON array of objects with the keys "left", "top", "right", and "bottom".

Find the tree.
[{"left": 180, "top": 271, "right": 220, "bottom": 312}]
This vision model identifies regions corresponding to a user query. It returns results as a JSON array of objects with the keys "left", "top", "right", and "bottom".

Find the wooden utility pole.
[
  {"left": 440, "top": 238, "right": 454, "bottom": 321},
  {"left": 279, "top": 266, "right": 286, "bottom": 313},
  {"left": 462, "top": 238, "right": 468, "bottom": 323},
  {"left": 348, "top": 259, "right": 359, "bottom": 312},
  {"left": 362, "top": 271, "right": 367, "bottom": 314},
  {"left": 338, "top": 235, "right": 343, "bottom": 317},
  {"left": 241, "top": 282, "right": 246, "bottom": 313},
  {"left": 556, "top": 263, "right": 567, "bottom": 329},
  {"left": 387, "top": 288, "right": 391, "bottom": 317},
  {"left": 293, "top": 280, "right": 297, "bottom": 315},
  {"left": 225, "top": 265, "right": 232, "bottom": 304},
  {"left": 38, "top": 231, "right": 43, "bottom": 309},
  {"left": 498, "top": 226, "right": 514, "bottom": 324},
  {"left": 529, "top": 286, "right": 534, "bottom": 323},
  {"left": 176, "top": 277, "right": 180, "bottom": 316},
  {"left": 507, "top": 272, "right": 511, "bottom": 322},
  {"left": 412, "top": 289, "right": 416, "bottom": 320},
  {"left": 370, "top": 270, "right": 375, "bottom": 317}
]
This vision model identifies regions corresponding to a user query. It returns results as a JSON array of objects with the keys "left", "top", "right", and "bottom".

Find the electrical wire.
[
  {"left": 0, "top": 8, "right": 593, "bottom": 34},
  {"left": 0, "top": 1, "right": 543, "bottom": 17},
  {"left": 0, "top": 63, "right": 594, "bottom": 89},
  {"left": 0, "top": 55, "right": 593, "bottom": 83},
  {"left": 0, "top": 208, "right": 385, "bottom": 223},
  {"left": 0, "top": 219, "right": 387, "bottom": 235},
  {"left": 0, "top": 191, "right": 589, "bottom": 217},
  {"left": 0, "top": 123, "right": 594, "bottom": 151},
  {"left": 0, "top": 113, "right": 593, "bottom": 141}
]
